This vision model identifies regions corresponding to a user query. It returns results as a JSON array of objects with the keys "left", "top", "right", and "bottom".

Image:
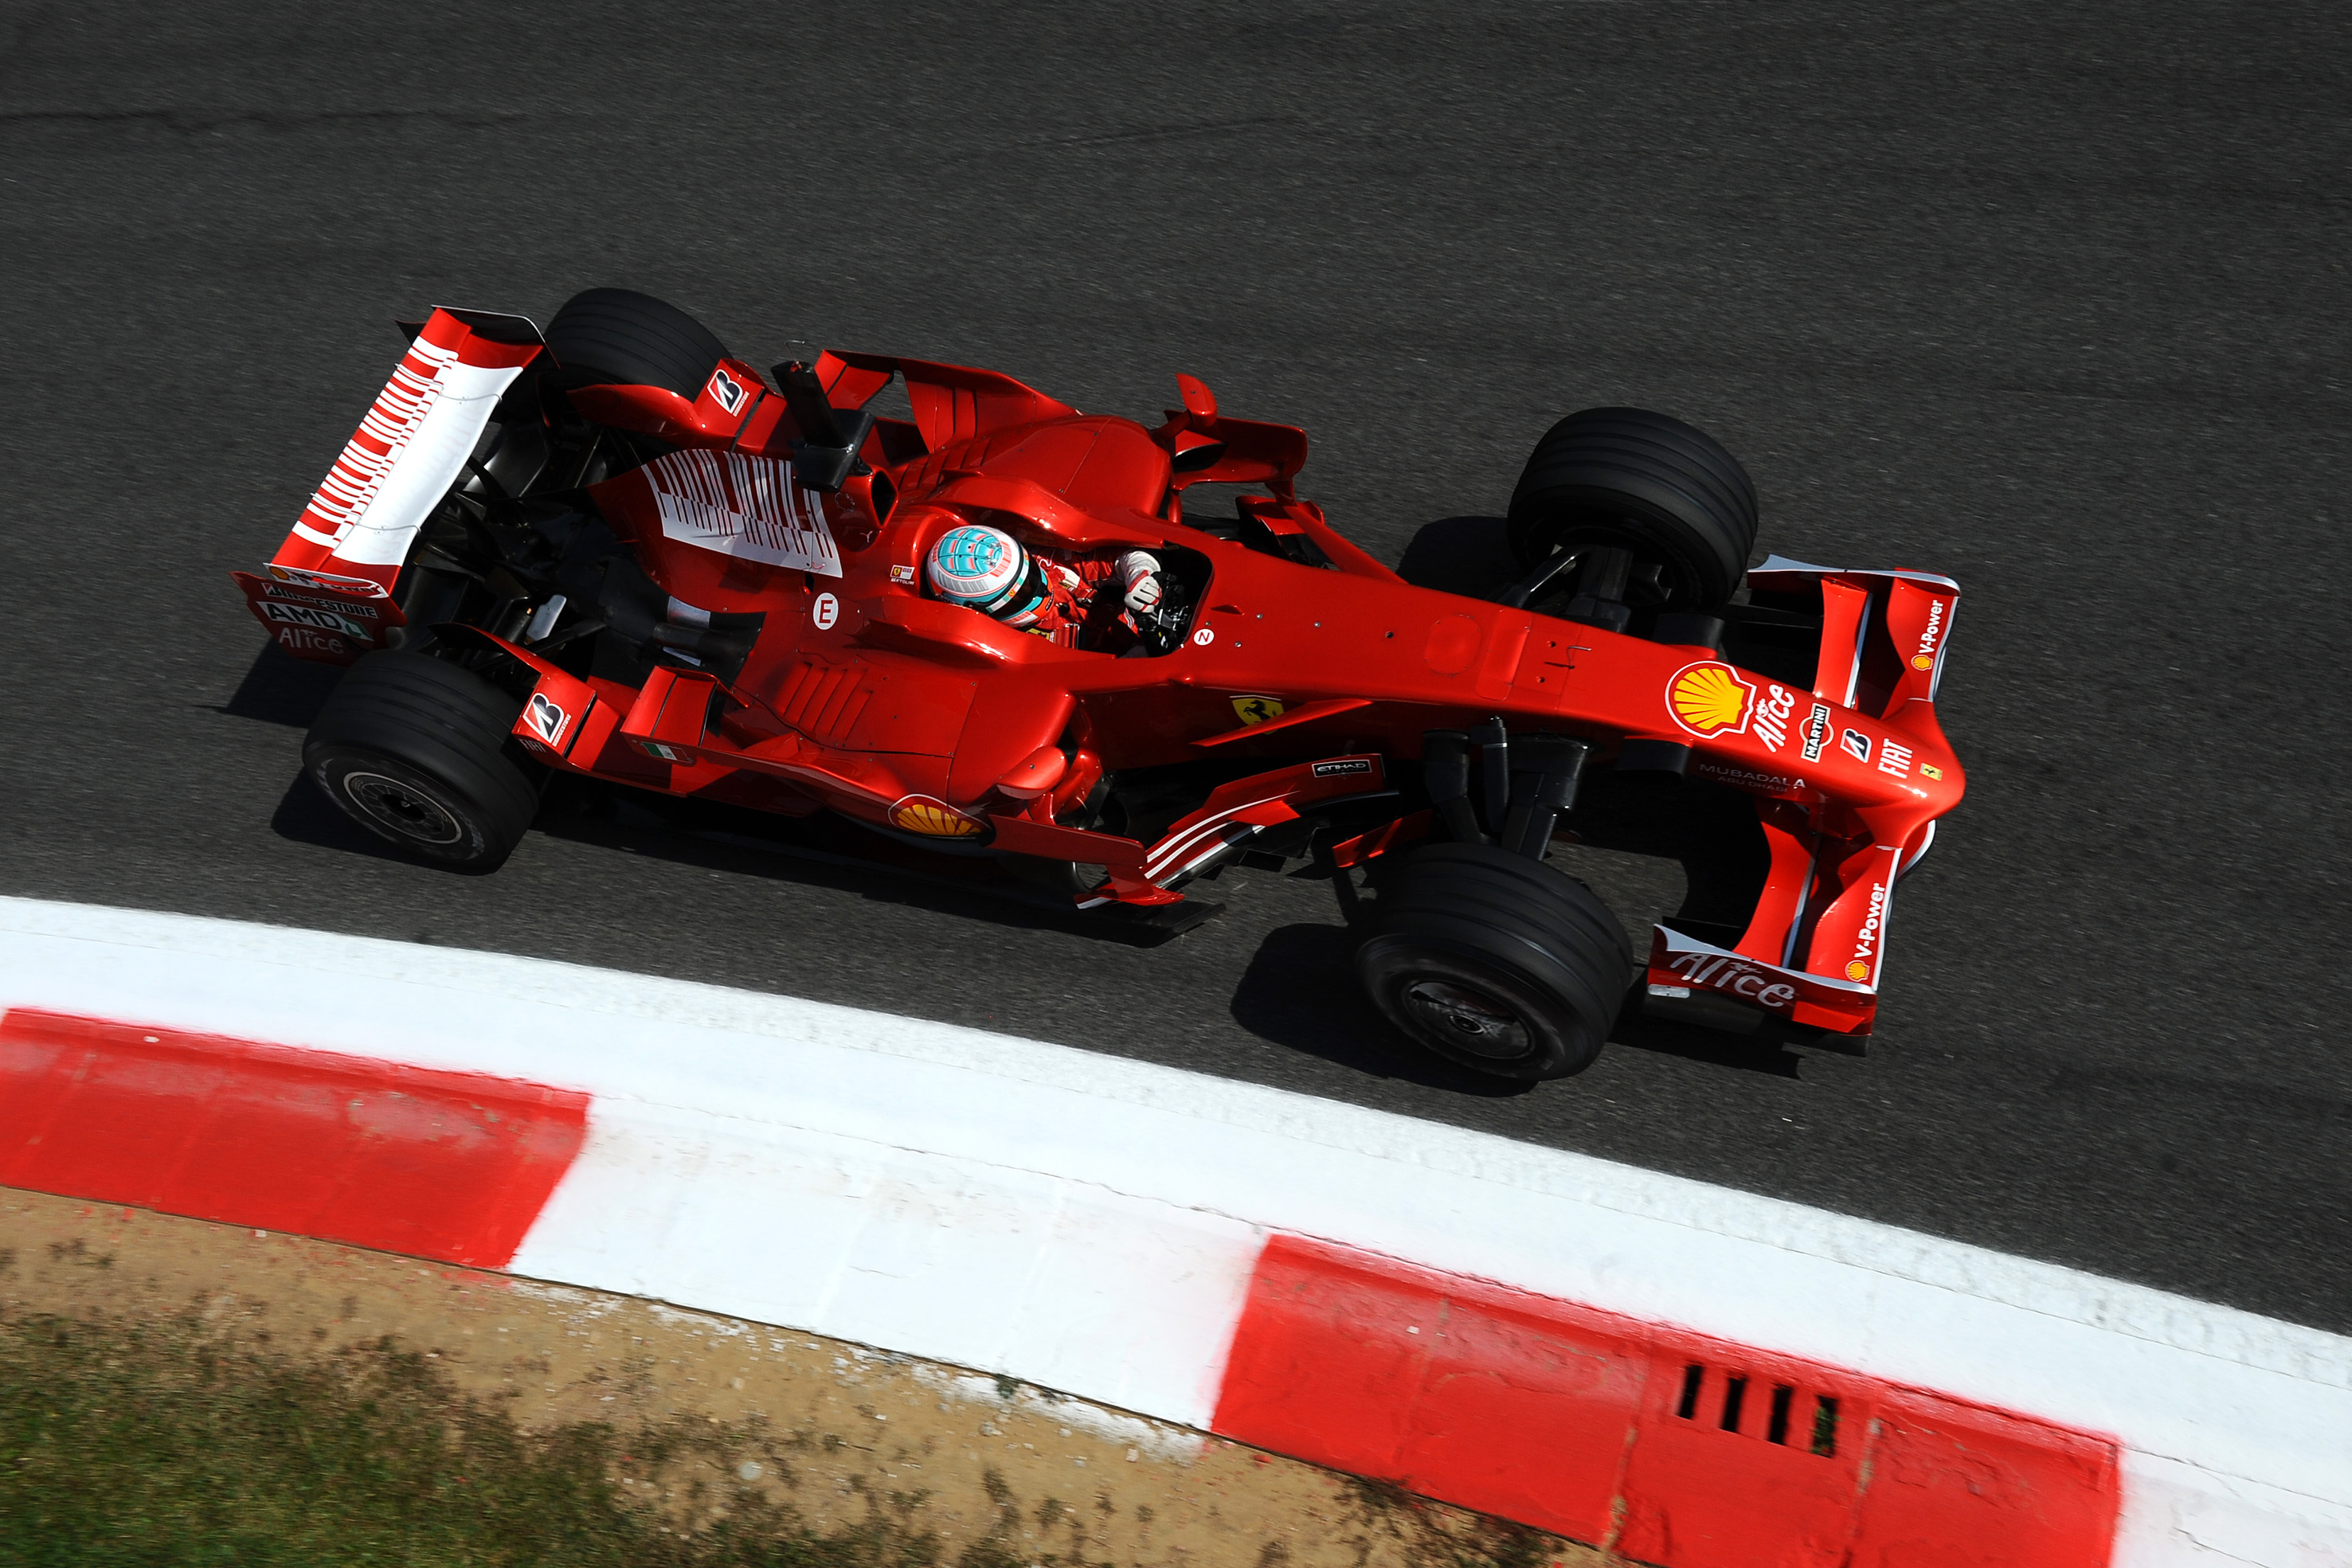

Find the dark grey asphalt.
[{"left": 3, "top": 3, "right": 2347, "bottom": 1330}]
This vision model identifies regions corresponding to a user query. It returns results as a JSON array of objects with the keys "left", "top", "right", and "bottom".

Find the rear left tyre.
[
  {"left": 303, "top": 651, "right": 542, "bottom": 872},
  {"left": 1356, "top": 842, "right": 1633, "bottom": 1080},
  {"left": 544, "top": 287, "right": 731, "bottom": 401}
]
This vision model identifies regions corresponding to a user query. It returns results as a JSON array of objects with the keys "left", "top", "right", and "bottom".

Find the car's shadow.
[
  {"left": 1607, "top": 1007, "right": 1813, "bottom": 1078},
  {"left": 229, "top": 595, "right": 1822, "bottom": 1087},
  {"left": 531, "top": 781, "right": 1215, "bottom": 945},
  {"left": 1229, "top": 921, "right": 1542, "bottom": 1097},
  {"left": 271, "top": 771, "right": 412, "bottom": 862},
  {"left": 1396, "top": 515, "right": 1516, "bottom": 597},
  {"left": 213, "top": 641, "right": 345, "bottom": 728}
]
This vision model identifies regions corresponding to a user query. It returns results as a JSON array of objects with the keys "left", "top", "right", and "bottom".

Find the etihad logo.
[
  {"left": 1912, "top": 598, "right": 1947, "bottom": 672},
  {"left": 1665, "top": 662, "right": 1757, "bottom": 738},
  {"left": 888, "top": 796, "right": 988, "bottom": 839}
]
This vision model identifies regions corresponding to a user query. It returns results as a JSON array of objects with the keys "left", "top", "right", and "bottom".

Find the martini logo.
[
  {"left": 1231, "top": 696, "right": 1285, "bottom": 725},
  {"left": 1911, "top": 598, "right": 1947, "bottom": 672},
  {"left": 1800, "top": 702, "right": 1832, "bottom": 762},
  {"left": 1665, "top": 662, "right": 1757, "bottom": 737},
  {"left": 888, "top": 796, "right": 988, "bottom": 839}
]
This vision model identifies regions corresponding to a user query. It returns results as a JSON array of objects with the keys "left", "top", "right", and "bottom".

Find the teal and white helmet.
[{"left": 926, "top": 523, "right": 1050, "bottom": 622}]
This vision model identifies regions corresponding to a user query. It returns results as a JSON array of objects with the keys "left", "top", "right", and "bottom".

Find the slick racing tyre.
[
  {"left": 544, "top": 287, "right": 731, "bottom": 401},
  {"left": 1356, "top": 843, "right": 1632, "bottom": 1080},
  {"left": 1507, "top": 406, "right": 1759, "bottom": 612},
  {"left": 303, "top": 651, "right": 543, "bottom": 873}
]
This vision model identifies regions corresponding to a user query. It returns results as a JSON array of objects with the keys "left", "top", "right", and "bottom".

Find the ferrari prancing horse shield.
[{"left": 1231, "top": 696, "right": 1285, "bottom": 725}]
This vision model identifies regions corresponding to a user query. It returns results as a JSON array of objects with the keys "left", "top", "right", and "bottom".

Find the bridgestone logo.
[{"left": 1800, "top": 702, "right": 1832, "bottom": 762}]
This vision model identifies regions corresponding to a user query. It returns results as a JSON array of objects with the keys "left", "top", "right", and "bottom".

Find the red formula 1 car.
[{"left": 236, "top": 289, "right": 1965, "bottom": 1079}]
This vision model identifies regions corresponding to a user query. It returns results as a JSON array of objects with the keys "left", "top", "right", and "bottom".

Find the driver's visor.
[{"left": 980, "top": 554, "right": 1054, "bottom": 623}]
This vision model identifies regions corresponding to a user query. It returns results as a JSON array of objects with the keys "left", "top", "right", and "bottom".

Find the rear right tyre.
[
  {"left": 303, "top": 651, "right": 542, "bottom": 872},
  {"left": 1356, "top": 842, "right": 1634, "bottom": 1080}
]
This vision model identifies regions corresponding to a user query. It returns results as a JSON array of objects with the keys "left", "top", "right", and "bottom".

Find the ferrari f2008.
[{"left": 235, "top": 288, "right": 1966, "bottom": 1079}]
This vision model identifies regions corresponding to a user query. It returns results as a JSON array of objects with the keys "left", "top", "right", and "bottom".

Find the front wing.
[{"left": 1646, "top": 557, "right": 1962, "bottom": 1036}]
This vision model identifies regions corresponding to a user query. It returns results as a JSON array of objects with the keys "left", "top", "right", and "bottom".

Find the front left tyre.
[
  {"left": 303, "top": 651, "right": 542, "bottom": 872},
  {"left": 1356, "top": 842, "right": 1633, "bottom": 1079}
]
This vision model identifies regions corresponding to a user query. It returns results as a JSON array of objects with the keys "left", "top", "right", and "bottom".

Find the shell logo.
[
  {"left": 1910, "top": 652, "right": 1936, "bottom": 671},
  {"left": 1845, "top": 960, "right": 1872, "bottom": 982},
  {"left": 1665, "top": 662, "right": 1757, "bottom": 737},
  {"left": 888, "top": 796, "right": 988, "bottom": 838}
]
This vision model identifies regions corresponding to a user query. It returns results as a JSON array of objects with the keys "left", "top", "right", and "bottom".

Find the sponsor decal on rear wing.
[
  {"left": 229, "top": 569, "right": 409, "bottom": 665},
  {"left": 257, "top": 308, "right": 545, "bottom": 603}
]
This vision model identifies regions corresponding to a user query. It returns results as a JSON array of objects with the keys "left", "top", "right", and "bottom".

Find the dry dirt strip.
[{"left": 0, "top": 896, "right": 2344, "bottom": 1568}]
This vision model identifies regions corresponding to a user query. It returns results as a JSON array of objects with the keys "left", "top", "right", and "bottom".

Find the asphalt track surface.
[{"left": 3, "top": 3, "right": 2347, "bottom": 1332}]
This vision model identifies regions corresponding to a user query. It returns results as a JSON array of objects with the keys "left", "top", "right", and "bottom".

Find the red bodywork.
[{"left": 242, "top": 309, "right": 1966, "bottom": 1037}]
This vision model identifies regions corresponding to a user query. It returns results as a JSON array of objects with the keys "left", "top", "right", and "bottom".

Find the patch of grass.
[{"left": 0, "top": 1309, "right": 954, "bottom": 1567}]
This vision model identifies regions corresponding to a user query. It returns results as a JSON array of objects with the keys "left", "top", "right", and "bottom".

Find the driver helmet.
[{"left": 926, "top": 522, "right": 1050, "bottom": 624}]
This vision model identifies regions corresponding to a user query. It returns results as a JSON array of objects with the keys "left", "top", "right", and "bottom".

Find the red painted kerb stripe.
[
  {"left": 1214, "top": 1234, "right": 2122, "bottom": 1567},
  {"left": 0, "top": 1009, "right": 587, "bottom": 1268},
  {"left": 0, "top": 1004, "right": 2124, "bottom": 1565}
]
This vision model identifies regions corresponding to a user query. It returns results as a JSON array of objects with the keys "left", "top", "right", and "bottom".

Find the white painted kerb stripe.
[{"left": 1, "top": 897, "right": 2346, "bottom": 1566}]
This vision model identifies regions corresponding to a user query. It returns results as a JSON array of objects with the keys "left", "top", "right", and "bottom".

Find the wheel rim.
[
  {"left": 342, "top": 770, "right": 464, "bottom": 846},
  {"left": 1399, "top": 978, "right": 1534, "bottom": 1061}
]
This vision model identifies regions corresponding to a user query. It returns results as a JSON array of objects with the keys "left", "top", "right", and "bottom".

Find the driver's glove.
[{"left": 1117, "top": 550, "right": 1164, "bottom": 615}]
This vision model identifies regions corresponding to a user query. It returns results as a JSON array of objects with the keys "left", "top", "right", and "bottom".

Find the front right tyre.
[
  {"left": 1356, "top": 842, "right": 1633, "bottom": 1080},
  {"left": 303, "top": 651, "right": 542, "bottom": 872}
]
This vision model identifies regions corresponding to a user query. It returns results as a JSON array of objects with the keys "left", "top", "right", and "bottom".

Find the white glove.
[{"left": 1118, "top": 551, "right": 1163, "bottom": 615}]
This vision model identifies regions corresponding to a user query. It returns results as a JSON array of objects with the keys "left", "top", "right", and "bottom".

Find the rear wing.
[
  {"left": 1648, "top": 558, "right": 1963, "bottom": 1037},
  {"left": 233, "top": 307, "right": 543, "bottom": 663}
]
